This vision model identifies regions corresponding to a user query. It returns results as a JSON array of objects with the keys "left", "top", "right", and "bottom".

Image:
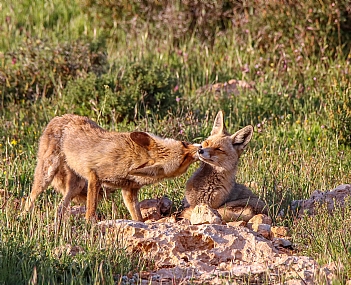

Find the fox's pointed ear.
[
  {"left": 211, "top": 111, "right": 228, "bottom": 136},
  {"left": 231, "top": 125, "right": 253, "bottom": 150},
  {"left": 130, "top": 132, "right": 155, "bottom": 150}
]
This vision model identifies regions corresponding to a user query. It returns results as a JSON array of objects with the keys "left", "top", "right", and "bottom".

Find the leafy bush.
[
  {"left": 119, "top": 59, "right": 179, "bottom": 115},
  {"left": 61, "top": 58, "right": 180, "bottom": 122},
  {"left": 0, "top": 37, "right": 108, "bottom": 104}
]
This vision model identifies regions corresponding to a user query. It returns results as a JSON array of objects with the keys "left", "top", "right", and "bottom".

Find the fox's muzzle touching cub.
[
  {"left": 183, "top": 111, "right": 267, "bottom": 222},
  {"left": 24, "top": 114, "right": 199, "bottom": 221}
]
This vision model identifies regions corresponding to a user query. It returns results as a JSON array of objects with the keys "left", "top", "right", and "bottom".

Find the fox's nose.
[{"left": 198, "top": 149, "right": 204, "bottom": 154}]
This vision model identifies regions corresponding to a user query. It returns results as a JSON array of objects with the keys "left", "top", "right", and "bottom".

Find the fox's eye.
[
  {"left": 216, "top": 148, "right": 225, "bottom": 152},
  {"left": 181, "top": 141, "right": 189, "bottom": 148},
  {"left": 202, "top": 141, "right": 208, "bottom": 147}
]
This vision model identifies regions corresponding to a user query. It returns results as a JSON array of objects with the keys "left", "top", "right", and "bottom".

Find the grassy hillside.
[{"left": 1, "top": 0, "right": 351, "bottom": 283}]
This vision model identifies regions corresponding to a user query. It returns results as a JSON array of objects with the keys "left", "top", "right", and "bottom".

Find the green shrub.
[
  {"left": 0, "top": 37, "right": 108, "bottom": 104},
  {"left": 61, "top": 58, "right": 180, "bottom": 122},
  {"left": 119, "top": 59, "right": 179, "bottom": 116}
]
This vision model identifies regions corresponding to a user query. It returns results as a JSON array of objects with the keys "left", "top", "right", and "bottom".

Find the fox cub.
[
  {"left": 25, "top": 114, "right": 199, "bottom": 221},
  {"left": 183, "top": 111, "right": 267, "bottom": 222}
]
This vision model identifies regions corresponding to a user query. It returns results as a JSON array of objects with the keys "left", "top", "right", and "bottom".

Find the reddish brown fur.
[
  {"left": 25, "top": 114, "right": 199, "bottom": 221},
  {"left": 182, "top": 111, "right": 267, "bottom": 222}
]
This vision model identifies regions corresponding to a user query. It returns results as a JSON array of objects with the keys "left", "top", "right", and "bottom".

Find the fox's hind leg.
[
  {"left": 24, "top": 151, "right": 60, "bottom": 212},
  {"left": 224, "top": 197, "right": 268, "bottom": 215},
  {"left": 218, "top": 197, "right": 268, "bottom": 222},
  {"left": 217, "top": 205, "right": 256, "bottom": 222}
]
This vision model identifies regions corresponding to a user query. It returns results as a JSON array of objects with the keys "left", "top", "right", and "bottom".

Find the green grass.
[
  {"left": 1, "top": 0, "right": 351, "bottom": 283},
  {"left": 0, "top": 199, "right": 145, "bottom": 284}
]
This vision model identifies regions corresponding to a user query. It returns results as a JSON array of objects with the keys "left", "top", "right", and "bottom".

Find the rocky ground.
[
  {"left": 94, "top": 184, "right": 351, "bottom": 284},
  {"left": 61, "top": 184, "right": 351, "bottom": 284},
  {"left": 98, "top": 218, "right": 326, "bottom": 284},
  {"left": 291, "top": 184, "right": 351, "bottom": 217}
]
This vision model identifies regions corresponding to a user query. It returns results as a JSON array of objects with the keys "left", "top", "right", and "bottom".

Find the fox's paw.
[{"left": 176, "top": 207, "right": 193, "bottom": 221}]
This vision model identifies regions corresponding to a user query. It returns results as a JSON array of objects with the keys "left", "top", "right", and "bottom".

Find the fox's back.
[
  {"left": 40, "top": 114, "right": 198, "bottom": 188},
  {"left": 58, "top": 115, "right": 198, "bottom": 186},
  {"left": 59, "top": 116, "right": 152, "bottom": 180}
]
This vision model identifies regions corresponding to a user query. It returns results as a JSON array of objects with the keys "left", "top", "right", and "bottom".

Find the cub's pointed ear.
[
  {"left": 211, "top": 110, "right": 228, "bottom": 136},
  {"left": 231, "top": 125, "right": 254, "bottom": 150},
  {"left": 130, "top": 132, "right": 155, "bottom": 150}
]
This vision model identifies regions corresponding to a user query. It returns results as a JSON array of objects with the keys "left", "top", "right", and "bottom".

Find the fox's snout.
[
  {"left": 188, "top": 143, "right": 202, "bottom": 159},
  {"left": 197, "top": 146, "right": 210, "bottom": 160}
]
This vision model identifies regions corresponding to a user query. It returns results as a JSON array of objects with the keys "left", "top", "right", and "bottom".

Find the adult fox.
[
  {"left": 24, "top": 114, "right": 199, "bottom": 221},
  {"left": 183, "top": 111, "right": 267, "bottom": 222}
]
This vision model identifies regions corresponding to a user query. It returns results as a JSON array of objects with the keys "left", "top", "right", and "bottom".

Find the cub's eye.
[
  {"left": 216, "top": 148, "right": 225, "bottom": 152},
  {"left": 202, "top": 141, "right": 209, "bottom": 147}
]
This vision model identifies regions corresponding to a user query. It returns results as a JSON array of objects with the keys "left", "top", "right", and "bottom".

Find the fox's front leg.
[
  {"left": 121, "top": 188, "right": 143, "bottom": 221},
  {"left": 86, "top": 170, "right": 101, "bottom": 220}
]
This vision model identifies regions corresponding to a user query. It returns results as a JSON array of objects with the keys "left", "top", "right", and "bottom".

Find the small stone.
[
  {"left": 140, "top": 196, "right": 173, "bottom": 222},
  {"left": 227, "top": 220, "right": 246, "bottom": 227},
  {"left": 218, "top": 262, "right": 229, "bottom": 270},
  {"left": 272, "top": 238, "right": 293, "bottom": 248},
  {"left": 190, "top": 204, "right": 222, "bottom": 225},
  {"left": 154, "top": 216, "right": 176, "bottom": 223},
  {"left": 139, "top": 199, "right": 161, "bottom": 221},
  {"left": 244, "top": 181, "right": 259, "bottom": 190},
  {"left": 271, "top": 226, "right": 290, "bottom": 238},
  {"left": 248, "top": 214, "right": 272, "bottom": 225},
  {"left": 139, "top": 271, "right": 152, "bottom": 280},
  {"left": 159, "top": 196, "right": 173, "bottom": 215},
  {"left": 247, "top": 223, "right": 272, "bottom": 239}
]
